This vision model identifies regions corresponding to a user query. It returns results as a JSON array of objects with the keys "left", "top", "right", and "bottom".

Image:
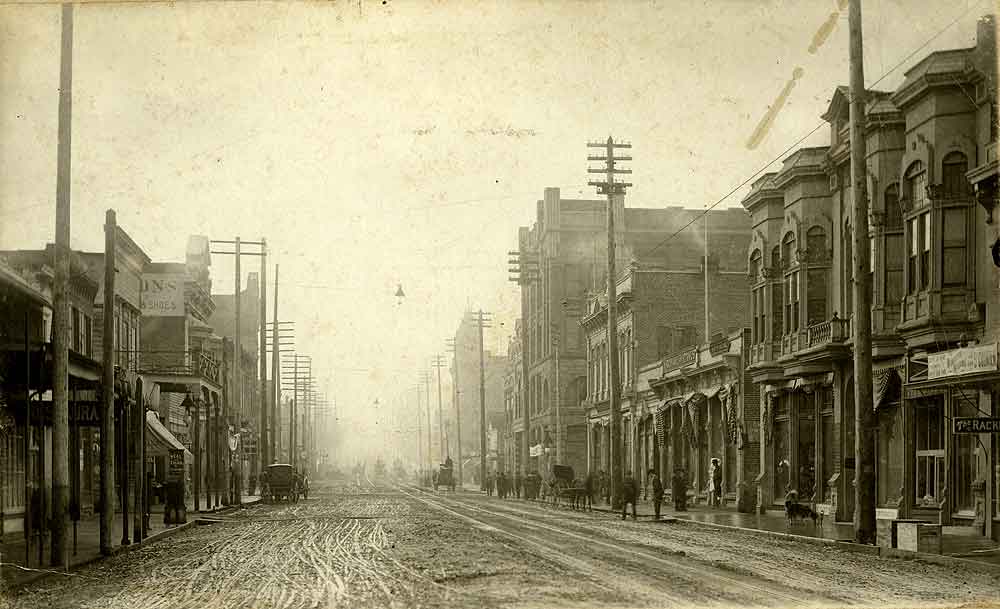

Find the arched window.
[
  {"left": 884, "top": 183, "right": 902, "bottom": 229},
  {"left": 771, "top": 246, "right": 783, "bottom": 339},
  {"left": 782, "top": 232, "right": 799, "bottom": 333},
  {"left": 806, "top": 226, "right": 826, "bottom": 261},
  {"left": 749, "top": 249, "right": 762, "bottom": 281},
  {"left": 905, "top": 161, "right": 927, "bottom": 208},
  {"left": 941, "top": 151, "right": 969, "bottom": 197},
  {"left": 750, "top": 249, "right": 763, "bottom": 344},
  {"left": 782, "top": 232, "right": 797, "bottom": 266}
]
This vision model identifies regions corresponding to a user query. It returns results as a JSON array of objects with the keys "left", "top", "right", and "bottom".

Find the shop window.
[
  {"left": 797, "top": 398, "right": 816, "bottom": 498},
  {"left": 942, "top": 207, "right": 967, "bottom": 286},
  {"left": 876, "top": 406, "right": 904, "bottom": 507},
  {"left": 2, "top": 429, "right": 25, "bottom": 512},
  {"left": 821, "top": 413, "right": 834, "bottom": 503},
  {"left": 953, "top": 396, "right": 979, "bottom": 515},
  {"left": 773, "top": 414, "right": 791, "bottom": 501},
  {"left": 915, "top": 399, "right": 945, "bottom": 506}
]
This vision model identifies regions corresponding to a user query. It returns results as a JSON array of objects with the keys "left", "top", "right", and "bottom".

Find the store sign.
[
  {"left": 928, "top": 343, "right": 997, "bottom": 380},
  {"left": 954, "top": 418, "right": 1000, "bottom": 434},
  {"left": 167, "top": 449, "right": 185, "bottom": 482},
  {"left": 140, "top": 273, "right": 185, "bottom": 317},
  {"left": 529, "top": 444, "right": 544, "bottom": 457}
]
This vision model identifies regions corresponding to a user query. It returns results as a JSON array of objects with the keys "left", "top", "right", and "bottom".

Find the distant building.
[{"left": 512, "top": 186, "right": 750, "bottom": 478}]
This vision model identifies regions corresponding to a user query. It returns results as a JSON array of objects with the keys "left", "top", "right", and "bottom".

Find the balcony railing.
[
  {"left": 749, "top": 341, "right": 778, "bottom": 366},
  {"left": 138, "top": 349, "right": 221, "bottom": 384}
]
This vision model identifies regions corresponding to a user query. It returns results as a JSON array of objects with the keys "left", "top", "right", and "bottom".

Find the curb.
[
  {"left": 479, "top": 495, "right": 1000, "bottom": 574},
  {"left": 3, "top": 500, "right": 259, "bottom": 591},
  {"left": 2, "top": 520, "right": 198, "bottom": 592}
]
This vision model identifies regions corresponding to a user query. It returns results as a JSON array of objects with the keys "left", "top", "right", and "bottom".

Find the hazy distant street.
[{"left": 5, "top": 478, "right": 999, "bottom": 609}]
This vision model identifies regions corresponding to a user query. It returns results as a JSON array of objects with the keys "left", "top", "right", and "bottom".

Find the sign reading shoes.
[
  {"left": 928, "top": 343, "right": 997, "bottom": 380},
  {"left": 140, "top": 273, "right": 185, "bottom": 317}
]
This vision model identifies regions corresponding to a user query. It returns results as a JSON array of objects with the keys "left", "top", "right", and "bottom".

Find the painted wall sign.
[
  {"left": 928, "top": 343, "right": 997, "bottom": 380},
  {"left": 140, "top": 273, "right": 185, "bottom": 317},
  {"left": 953, "top": 418, "right": 1000, "bottom": 434}
]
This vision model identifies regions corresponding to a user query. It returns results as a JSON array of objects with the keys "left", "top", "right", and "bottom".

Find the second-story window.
[
  {"left": 805, "top": 227, "right": 828, "bottom": 325},
  {"left": 884, "top": 184, "right": 905, "bottom": 307},
  {"left": 749, "top": 249, "right": 763, "bottom": 344},
  {"left": 782, "top": 232, "right": 798, "bottom": 333},
  {"left": 941, "top": 152, "right": 969, "bottom": 197}
]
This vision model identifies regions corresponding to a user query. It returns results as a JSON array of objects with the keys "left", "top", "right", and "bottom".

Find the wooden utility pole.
[
  {"left": 209, "top": 238, "right": 264, "bottom": 502},
  {"left": 51, "top": 2, "right": 74, "bottom": 569},
  {"left": 259, "top": 240, "right": 268, "bottom": 470},
  {"left": 421, "top": 371, "right": 432, "bottom": 467},
  {"left": 415, "top": 385, "right": 423, "bottom": 478},
  {"left": 849, "top": 0, "right": 877, "bottom": 545},
  {"left": 234, "top": 237, "right": 242, "bottom": 506},
  {"left": 552, "top": 325, "right": 562, "bottom": 463},
  {"left": 100, "top": 210, "right": 115, "bottom": 555},
  {"left": 270, "top": 268, "right": 281, "bottom": 463},
  {"left": 446, "top": 339, "right": 463, "bottom": 485},
  {"left": 588, "top": 136, "right": 632, "bottom": 510},
  {"left": 133, "top": 378, "right": 145, "bottom": 542},
  {"left": 704, "top": 213, "right": 710, "bottom": 339},
  {"left": 433, "top": 356, "right": 445, "bottom": 463},
  {"left": 508, "top": 245, "right": 539, "bottom": 479},
  {"left": 473, "top": 310, "right": 492, "bottom": 489}
]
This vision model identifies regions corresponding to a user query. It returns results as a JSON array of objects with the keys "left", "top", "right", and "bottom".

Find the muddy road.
[{"left": 3, "top": 480, "right": 997, "bottom": 609}]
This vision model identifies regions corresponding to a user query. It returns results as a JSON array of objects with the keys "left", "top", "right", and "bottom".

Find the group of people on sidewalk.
[{"left": 481, "top": 457, "right": 726, "bottom": 522}]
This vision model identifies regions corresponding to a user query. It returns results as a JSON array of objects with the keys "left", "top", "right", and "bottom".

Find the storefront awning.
[
  {"left": 146, "top": 410, "right": 193, "bottom": 463},
  {"left": 874, "top": 368, "right": 902, "bottom": 410}
]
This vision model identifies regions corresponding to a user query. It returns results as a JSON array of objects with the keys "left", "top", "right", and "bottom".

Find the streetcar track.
[{"left": 398, "top": 482, "right": 838, "bottom": 608}]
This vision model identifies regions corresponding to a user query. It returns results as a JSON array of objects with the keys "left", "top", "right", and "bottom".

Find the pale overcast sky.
[{"left": 0, "top": 0, "right": 991, "bottom": 459}]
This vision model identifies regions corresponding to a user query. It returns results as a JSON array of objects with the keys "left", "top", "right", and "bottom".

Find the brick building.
[
  {"left": 511, "top": 186, "right": 750, "bottom": 478},
  {"left": 744, "top": 15, "right": 999, "bottom": 546},
  {"left": 581, "top": 219, "right": 751, "bottom": 495}
]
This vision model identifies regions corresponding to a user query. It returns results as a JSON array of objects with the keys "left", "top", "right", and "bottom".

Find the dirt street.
[{"left": 3, "top": 480, "right": 998, "bottom": 609}]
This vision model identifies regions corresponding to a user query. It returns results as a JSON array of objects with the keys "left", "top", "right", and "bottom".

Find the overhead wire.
[{"left": 642, "top": 0, "right": 989, "bottom": 258}]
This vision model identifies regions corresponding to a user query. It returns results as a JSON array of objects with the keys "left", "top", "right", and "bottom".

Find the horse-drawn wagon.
[
  {"left": 551, "top": 465, "right": 590, "bottom": 510},
  {"left": 434, "top": 463, "right": 456, "bottom": 491},
  {"left": 263, "top": 463, "right": 299, "bottom": 503}
]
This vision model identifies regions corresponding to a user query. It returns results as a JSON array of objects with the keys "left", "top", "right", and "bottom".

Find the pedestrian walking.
[
  {"left": 648, "top": 469, "right": 664, "bottom": 520},
  {"left": 709, "top": 458, "right": 723, "bottom": 507},
  {"left": 514, "top": 472, "right": 522, "bottom": 499},
  {"left": 672, "top": 468, "right": 688, "bottom": 511},
  {"left": 621, "top": 471, "right": 638, "bottom": 520}
]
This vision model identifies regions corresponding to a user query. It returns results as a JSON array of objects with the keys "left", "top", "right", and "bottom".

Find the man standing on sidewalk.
[
  {"left": 621, "top": 471, "right": 638, "bottom": 521},
  {"left": 647, "top": 469, "right": 664, "bottom": 520}
]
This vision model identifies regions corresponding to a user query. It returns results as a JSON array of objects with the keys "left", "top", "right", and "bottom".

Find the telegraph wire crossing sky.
[{"left": 0, "top": 0, "right": 989, "bottom": 452}]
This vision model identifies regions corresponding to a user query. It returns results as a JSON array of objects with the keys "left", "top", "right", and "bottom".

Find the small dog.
[{"left": 785, "top": 501, "right": 822, "bottom": 526}]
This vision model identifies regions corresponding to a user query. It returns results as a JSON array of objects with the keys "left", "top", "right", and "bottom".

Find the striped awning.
[{"left": 146, "top": 411, "right": 193, "bottom": 463}]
